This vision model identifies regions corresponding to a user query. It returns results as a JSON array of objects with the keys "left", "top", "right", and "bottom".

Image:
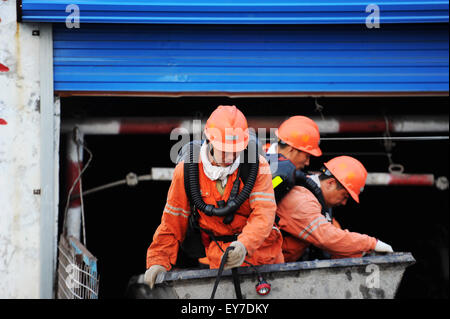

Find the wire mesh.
[{"left": 56, "top": 235, "right": 99, "bottom": 299}]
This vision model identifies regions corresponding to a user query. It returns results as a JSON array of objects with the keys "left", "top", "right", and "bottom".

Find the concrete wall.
[{"left": 0, "top": 0, "right": 59, "bottom": 298}]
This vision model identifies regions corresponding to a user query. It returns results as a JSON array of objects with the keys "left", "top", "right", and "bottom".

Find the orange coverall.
[
  {"left": 276, "top": 184, "right": 377, "bottom": 262},
  {"left": 147, "top": 155, "right": 284, "bottom": 270}
]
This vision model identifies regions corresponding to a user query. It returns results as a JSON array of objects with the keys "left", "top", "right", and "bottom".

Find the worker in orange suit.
[
  {"left": 276, "top": 155, "right": 394, "bottom": 262},
  {"left": 144, "top": 105, "right": 283, "bottom": 288},
  {"left": 266, "top": 116, "right": 393, "bottom": 262},
  {"left": 266, "top": 115, "right": 322, "bottom": 171}
]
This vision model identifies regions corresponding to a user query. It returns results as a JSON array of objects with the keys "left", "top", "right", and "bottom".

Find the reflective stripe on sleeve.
[
  {"left": 164, "top": 203, "right": 190, "bottom": 218},
  {"left": 166, "top": 203, "right": 190, "bottom": 215},
  {"left": 298, "top": 216, "right": 327, "bottom": 239},
  {"left": 249, "top": 197, "right": 276, "bottom": 204},
  {"left": 302, "top": 220, "right": 330, "bottom": 240},
  {"left": 250, "top": 192, "right": 275, "bottom": 198},
  {"left": 249, "top": 191, "right": 276, "bottom": 204},
  {"left": 163, "top": 209, "right": 189, "bottom": 218}
]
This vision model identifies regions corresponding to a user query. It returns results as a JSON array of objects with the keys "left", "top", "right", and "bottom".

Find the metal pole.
[
  {"left": 73, "top": 168, "right": 449, "bottom": 196},
  {"left": 39, "top": 23, "right": 56, "bottom": 299},
  {"left": 65, "top": 132, "right": 84, "bottom": 241},
  {"left": 61, "top": 116, "right": 449, "bottom": 135}
]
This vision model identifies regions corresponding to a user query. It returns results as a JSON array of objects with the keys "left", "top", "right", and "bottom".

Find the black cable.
[
  {"left": 207, "top": 233, "right": 264, "bottom": 298},
  {"left": 211, "top": 246, "right": 236, "bottom": 299}
]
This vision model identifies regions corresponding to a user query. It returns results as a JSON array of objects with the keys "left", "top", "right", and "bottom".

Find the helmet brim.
[
  {"left": 305, "top": 148, "right": 322, "bottom": 157},
  {"left": 275, "top": 129, "right": 322, "bottom": 157},
  {"left": 323, "top": 162, "right": 361, "bottom": 204},
  {"left": 347, "top": 189, "right": 360, "bottom": 203}
]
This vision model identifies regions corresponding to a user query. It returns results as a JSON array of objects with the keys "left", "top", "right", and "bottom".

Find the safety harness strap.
[
  {"left": 210, "top": 246, "right": 243, "bottom": 299},
  {"left": 231, "top": 268, "right": 243, "bottom": 299},
  {"left": 270, "top": 155, "right": 333, "bottom": 244},
  {"left": 214, "top": 234, "right": 239, "bottom": 243}
]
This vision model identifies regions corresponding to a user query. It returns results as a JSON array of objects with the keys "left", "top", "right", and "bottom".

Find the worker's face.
[
  {"left": 291, "top": 148, "right": 310, "bottom": 170},
  {"left": 210, "top": 145, "right": 239, "bottom": 167},
  {"left": 323, "top": 179, "right": 350, "bottom": 207}
]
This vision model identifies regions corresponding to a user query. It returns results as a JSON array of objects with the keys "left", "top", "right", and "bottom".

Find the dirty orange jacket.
[
  {"left": 276, "top": 184, "right": 377, "bottom": 262},
  {"left": 147, "top": 155, "right": 284, "bottom": 270}
]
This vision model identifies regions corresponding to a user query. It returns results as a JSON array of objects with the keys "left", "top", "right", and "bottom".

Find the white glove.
[
  {"left": 374, "top": 240, "right": 394, "bottom": 253},
  {"left": 144, "top": 265, "right": 167, "bottom": 289},
  {"left": 223, "top": 241, "right": 247, "bottom": 270}
]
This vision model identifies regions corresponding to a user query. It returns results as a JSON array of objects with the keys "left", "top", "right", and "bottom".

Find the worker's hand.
[
  {"left": 374, "top": 240, "right": 394, "bottom": 253},
  {"left": 223, "top": 241, "right": 247, "bottom": 270},
  {"left": 144, "top": 265, "right": 167, "bottom": 289}
]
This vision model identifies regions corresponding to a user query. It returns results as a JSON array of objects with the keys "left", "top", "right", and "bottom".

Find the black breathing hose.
[
  {"left": 187, "top": 142, "right": 259, "bottom": 217},
  {"left": 295, "top": 170, "right": 328, "bottom": 213}
]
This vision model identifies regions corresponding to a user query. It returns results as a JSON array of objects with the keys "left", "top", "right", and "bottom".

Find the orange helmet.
[
  {"left": 323, "top": 156, "right": 368, "bottom": 203},
  {"left": 204, "top": 105, "right": 249, "bottom": 153},
  {"left": 275, "top": 116, "right": 322, "bottom": 156}
]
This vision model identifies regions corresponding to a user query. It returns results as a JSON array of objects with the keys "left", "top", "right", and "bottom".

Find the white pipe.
[
  {"left": 65, "top": 132, "right": 84, "bottom": 241},
  {"left": 61, "top": 116, "right": 449, "bottom": 135},
  {"left": 76, "top": 169, "right": 449, "bottom": 197}
]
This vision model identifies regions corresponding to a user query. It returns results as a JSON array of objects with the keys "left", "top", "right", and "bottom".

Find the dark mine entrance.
[{"left": 59, "top": 96, "right": 448, "bottom": 299}]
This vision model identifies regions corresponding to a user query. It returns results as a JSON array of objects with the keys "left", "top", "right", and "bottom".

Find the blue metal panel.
[
  {"left": 53, "top": 23, "right": 449, "bottom": 94},
  {"left": 21, "top": 0, "right": 449, "bottom": 24}
]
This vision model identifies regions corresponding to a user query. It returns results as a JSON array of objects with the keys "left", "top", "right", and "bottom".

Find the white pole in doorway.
[{"left": 65, "top": 132, "right": 84, "bottom": 241}]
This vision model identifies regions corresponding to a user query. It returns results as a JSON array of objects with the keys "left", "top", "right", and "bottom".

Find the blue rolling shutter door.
[
  {"left": 53, "top": 23, "right": 449, "bottom": 94},
  {"left": 20, "top": 0, "right": 450, "bottom": 24}
]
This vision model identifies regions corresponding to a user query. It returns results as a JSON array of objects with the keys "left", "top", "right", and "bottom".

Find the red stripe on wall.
[
  {"left": 339, "top": 119, "right": 392, "bottom": 133},
  {"left": 389, "top": 174, "right": 434, "bottom": 186},
  {"left": 119, "top": 121, "right": 182, "bottom": 134},
  {"left": 67, "top": 161, "right": 82, "bottom": 207}
]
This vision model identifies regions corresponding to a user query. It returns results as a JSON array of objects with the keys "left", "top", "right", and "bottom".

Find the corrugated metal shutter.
[
  {"left": 53, "top": 23, "right": 449, "bottom": 95},
  {"left": 19, "top": 0, "right": 449, "bottom": 24}
]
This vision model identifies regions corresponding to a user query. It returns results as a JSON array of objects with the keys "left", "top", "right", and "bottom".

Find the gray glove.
[
  {"left": 374, "top": 240, "right": 393, "bottom": 253},
  {"left": 223, "top": 241, "right": 247, "bottom": 270},
  {"left": 144, "top": 265, "right": 167, "bottom": 289}
]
